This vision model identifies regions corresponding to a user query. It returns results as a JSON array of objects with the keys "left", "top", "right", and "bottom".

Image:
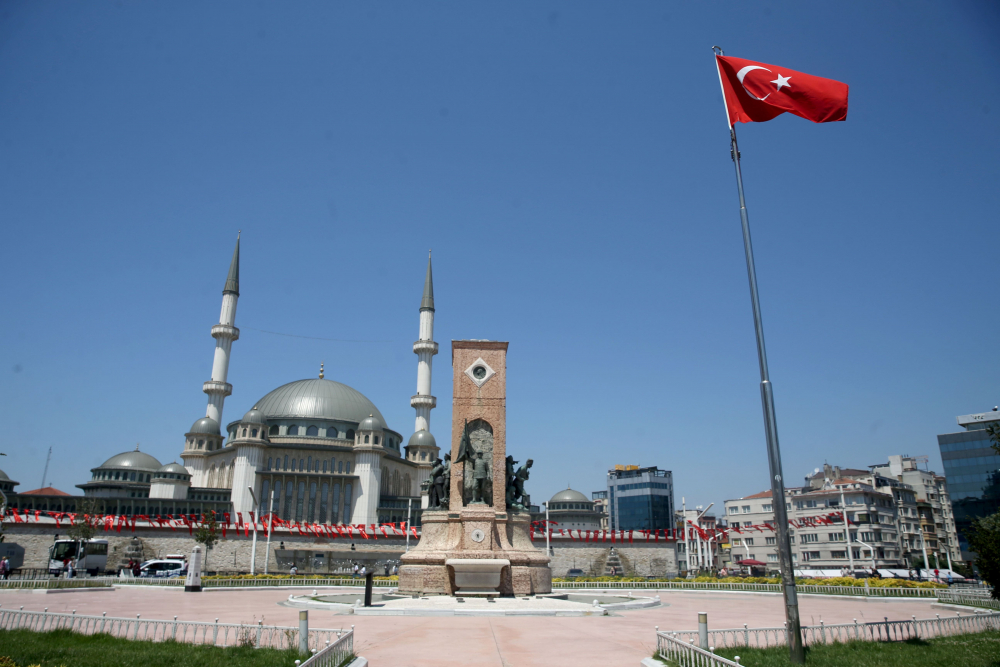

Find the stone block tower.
[{"left": 398, "top": 340, "right": 551, "bottom": 597}]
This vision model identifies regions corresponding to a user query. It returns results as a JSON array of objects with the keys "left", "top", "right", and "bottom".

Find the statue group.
[{"left": 426, "top": 420, "right": 533, "bottom": 511}]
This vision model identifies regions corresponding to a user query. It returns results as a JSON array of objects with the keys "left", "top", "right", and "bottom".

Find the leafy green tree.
[
  {"left": 967, "top": 512, "right": 1000, "bottom": 599},
  {"left": 193, "top": 512, "right": 221, "bottom": 571},
  {"left": 985, "top": 422, "right": 1000, "bottom": 455},
  {"left": 66, "top": 498, "right": 99, "bottom": 542}
]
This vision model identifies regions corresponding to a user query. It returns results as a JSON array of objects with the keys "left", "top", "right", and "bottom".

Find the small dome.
[
  {"left": 407, "top": 430, "right": 437, "bottom": 449},
  {"left": 358, "top": 414, "right": 383, "bottom": 432},
  {"left": 242, "top": 407, "right": 266, "bottom": 424},
  {"left": 99, "top": 448, "right": 162, "bottom": 471},
  {"left": 156, "top": 463, "right": 190, "bottom": 476},
  {"left": 550, "top": 488, "right": 590, "bottom": 504},
  {"left": 0, "top": 469, "right": 9, "bottom": 481},
  {"left": 189, "top": 417, "right": 221, "bottom": 435}
]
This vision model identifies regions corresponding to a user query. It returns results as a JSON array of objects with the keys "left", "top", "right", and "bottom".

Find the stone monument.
[{"left": 398, "top": 341, "right": 551, "bottom": 596}]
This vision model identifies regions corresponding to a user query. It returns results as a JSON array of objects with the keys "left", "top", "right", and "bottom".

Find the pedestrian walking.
[{"left": 0, "top": 557, "right": 10, "bottom": 580}]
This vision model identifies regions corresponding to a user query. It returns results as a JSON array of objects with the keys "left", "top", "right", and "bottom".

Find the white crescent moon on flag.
[{"left": 736, "top": 65, "right": 772, "bottom": 101}]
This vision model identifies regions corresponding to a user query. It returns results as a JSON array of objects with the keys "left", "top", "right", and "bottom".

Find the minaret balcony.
[
  {"left": 410, "top": 394, "right": 437, "bottom": 409},
  {"left": 203, "top": 380, "right": 233, "bottom": 397},
  {"left": 412, "top": 340, "right": 439, "bottom": 355},
  {"left": 211, "top": 324, "right": 240, "bottom": 341}
]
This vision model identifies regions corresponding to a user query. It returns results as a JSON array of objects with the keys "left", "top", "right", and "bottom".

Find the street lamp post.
[
  {"left": 406, "top": 498, "right": 412, "bottom": 552},
  {"left": 544, "top": 502, "right": 552, "bottom": 556},
  {"left": 247, "top": 487, "right": 259, "bottom": 575},
  {"left": 263, "top": 487, "right": 275, "bottom": 576}
]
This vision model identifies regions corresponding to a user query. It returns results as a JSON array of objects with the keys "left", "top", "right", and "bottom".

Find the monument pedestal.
[{"left": 399, "top": 508, "right": 551, "bottom": 596}]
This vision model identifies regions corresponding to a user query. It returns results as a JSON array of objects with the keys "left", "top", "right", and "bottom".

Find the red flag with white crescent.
[{"left": 716, "top": 55, "right": 848, "bottom": 126}]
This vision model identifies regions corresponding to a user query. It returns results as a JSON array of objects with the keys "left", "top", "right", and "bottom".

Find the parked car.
[
  {"left": 140, "top": 560, "right": 187, "bottom": 578},
  {"left": 565, "top": 569, "right": 585, "bottom": 579}
]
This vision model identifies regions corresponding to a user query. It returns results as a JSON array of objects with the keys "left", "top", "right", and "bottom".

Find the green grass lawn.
[
  {"left": 0, "top": 628, "right": 316, "bottom": 667},
  {"left": 698, "top": 630, "right": 1000, "bottom": 666}
]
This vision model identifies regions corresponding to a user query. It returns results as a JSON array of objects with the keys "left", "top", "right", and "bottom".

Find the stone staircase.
[{"left": 603, "top": 549, "right": 623, "bottom": 576}]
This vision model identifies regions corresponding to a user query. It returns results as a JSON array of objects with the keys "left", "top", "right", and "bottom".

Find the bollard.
[
  {"left": 364, "top": 571, "right": 374, "bottom": 607},
  {"left": 698, "top": 612, "right": 708, "bottom": 650},
  {"left": 734, "top": 657, "right": 741, "bottom": 665},
  {"left": 298, "top": 610, "right": 308, "bottom": 655}
]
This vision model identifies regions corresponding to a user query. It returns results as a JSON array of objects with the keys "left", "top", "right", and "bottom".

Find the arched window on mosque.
[
  {"left": 242, "top": 428, "right": 247, "bottom": 437},
  {"left": 251, "top": 429, "right": 258, "bottom": 438},
  {"left": 287, "top": 425, "right": 299, "bottom": 436},
  {"left": 307, "top": 456, "right": 313, "bottom": 471},
  {"left": 306, "top": 425, "right": 319, "bottom": 436},
  {"left": 327, "top": 427, "right": 338, "bottom": 438},
  {"left": 284, "top": 455, "right": 289, "bottom": 470},
  {"left": 374, "top": 436, "right": 380, "bottom": 445},
  {"left": 364, "top": 435, "right": 370, "bottom": 444},
  {"left": 338, "top": 461, "right": 343, "bottom": 473},
  {"left": 269, "top": 425, "right": 279, "bottom": 436},
  {"left": 323, "top": 460, "right": 328, "bottom": 473},
  {"left": 346, "top": 429, "right": 355, "bottom": 441}
]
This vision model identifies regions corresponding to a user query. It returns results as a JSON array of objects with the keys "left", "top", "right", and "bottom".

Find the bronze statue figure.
[
  {"left": 512, "top": 459, "right": 534, "bottom": 509},
  {"left": 471, "top": 451, "right": 491, "bottom": 504},
  {"left": 427, "top": 456, "right": 447, "bottom": 509},
  {"left": 505, "top": 455, "right": 518, "bottom": 509}
]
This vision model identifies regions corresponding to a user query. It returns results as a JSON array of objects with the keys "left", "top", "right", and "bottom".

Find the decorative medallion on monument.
[{"left": 398, "top": 340, "right": 552, "bottom": 597}]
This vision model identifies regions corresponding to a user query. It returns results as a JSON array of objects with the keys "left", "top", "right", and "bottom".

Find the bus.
[{"left": 47, "top": 539, "right": 109, "bottom": 576}]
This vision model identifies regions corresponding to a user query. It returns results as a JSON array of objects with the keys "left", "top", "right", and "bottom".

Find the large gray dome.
[
  {"left": 254, "top": 379, "right": 386, "bottom": 426},
  {"left": 99, "top": 449, "right": 162, "bottom": 471},
  {"left": 550, "top": 488, "right": 590, "bottom": 503}
]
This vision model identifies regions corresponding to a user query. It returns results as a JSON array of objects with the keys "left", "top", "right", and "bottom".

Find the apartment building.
[{"left": 722, "top": 470, "right": 914, "bottom": 571}]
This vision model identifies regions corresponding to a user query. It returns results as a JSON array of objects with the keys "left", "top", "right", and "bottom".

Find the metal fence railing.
[
  {"left": 937, "top": 589, "right": 1000, "bottom": 610},
  {"left": 0, "top": 606, "right": 350, "bottom": 651},
  {"left": 657, "top": 611, "right": 1000, "bottom": 652},
  {"left": 551, "top": 580, "right": 940, "bottom": 597},
  {"left": 656, "top": 632, "right": 742, "bottom": 667},
  {"left": 297, "top": 629, "right": 354, "bottom": 667},
  {"left": 0, "top": 579, "right": 112, "bottom": 590}
]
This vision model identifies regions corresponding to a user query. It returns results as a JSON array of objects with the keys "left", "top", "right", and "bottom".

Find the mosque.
[{"left": 8, "top": 237, "right": 439, "bottom": 526}]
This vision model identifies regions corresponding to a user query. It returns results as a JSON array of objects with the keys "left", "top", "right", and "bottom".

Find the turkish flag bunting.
[{"left": 716, "top": 55, "right": 848, "bottom": 125}]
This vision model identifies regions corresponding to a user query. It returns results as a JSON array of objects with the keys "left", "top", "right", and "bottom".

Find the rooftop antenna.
[{"left": 40, "top": 446, "right": 52, "bottom": 489}]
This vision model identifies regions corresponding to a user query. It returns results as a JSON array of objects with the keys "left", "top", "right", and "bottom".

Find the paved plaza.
[{"left": 0, "top": 586, "right": 945, "bottom": 666}]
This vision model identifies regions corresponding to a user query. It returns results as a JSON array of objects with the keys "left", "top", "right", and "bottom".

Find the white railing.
[
  {"left": 297, "top": 629, "right": 354, "bottom": 667},
  {"left": 551, "top": 580, "right": 940, "bottom": 597},
  {"left": 656, "top": 632, "right": 742, "bottom": 667},
  {"left": 0, "top": 606, "right": 350, "bottom": 651},
  {"left": 938, "top": 589, "right": 1000, "bottom": 610},
  {"left": 0, "top": 578, "right": 113, "bottom": 590},
  {"left": 657, "top": 611, "right": 1000, "bottom": 651},
  {"left": 113, "top": 577, "right": 394, "bottom": 589}
]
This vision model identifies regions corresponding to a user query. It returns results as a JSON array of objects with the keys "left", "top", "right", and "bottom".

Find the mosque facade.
[{"left": 49, "top": 237, "right": 438, "bottom": 526}]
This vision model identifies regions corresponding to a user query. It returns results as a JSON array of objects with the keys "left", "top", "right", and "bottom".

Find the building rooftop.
[{"left": 20, "top": 487, "right": 70, "bottom": 496}]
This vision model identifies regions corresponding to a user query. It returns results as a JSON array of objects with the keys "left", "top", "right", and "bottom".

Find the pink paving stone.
[{"left": 0, "top": 588, "right": 941, "bottom": 666}]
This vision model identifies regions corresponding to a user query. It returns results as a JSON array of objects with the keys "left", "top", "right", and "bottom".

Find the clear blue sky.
[{"left": 1, "top": 2, "right": 998, "bottom": 515}]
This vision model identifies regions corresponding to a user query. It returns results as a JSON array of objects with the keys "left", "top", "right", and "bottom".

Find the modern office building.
[
  {"left": 938, "top": 408, "right": 1000, "bottom": 561},
  {"left": 606, "top": 465, "right": 674, "bottom": 532}
]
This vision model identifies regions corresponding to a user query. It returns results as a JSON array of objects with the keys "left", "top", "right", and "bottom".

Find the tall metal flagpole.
[{"left": 712, "top": 45, "right": 804, "bottom": 664}]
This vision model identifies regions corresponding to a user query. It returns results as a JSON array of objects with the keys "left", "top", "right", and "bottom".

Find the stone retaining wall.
[{"left": 5, "top": 522, "right": 677, "bottom": 577}]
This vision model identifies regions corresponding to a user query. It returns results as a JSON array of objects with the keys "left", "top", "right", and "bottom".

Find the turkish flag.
[{"left": 716, "top": 55, "right": 848, "bottom": 125}]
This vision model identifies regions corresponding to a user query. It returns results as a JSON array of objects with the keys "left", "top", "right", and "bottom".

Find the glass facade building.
[
  {"left": 606, "top": 465, "right": 674, "bottom": 532},
  {"left": 937, "top": 409, "right": 1000, "bottom": 560}
]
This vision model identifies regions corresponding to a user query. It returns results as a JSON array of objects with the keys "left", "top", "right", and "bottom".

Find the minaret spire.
[
  {"left": 223, "top": 231, "right": 240, "bottom": 296},
  {"left": 420, "top": 250, "right": 434, "bottom": 311},
  {"left": 408, "top": 253, "right": 440, "bottom": 490},
  {"left": 203, "top": 233, "right": 242, "bottom": 428}
]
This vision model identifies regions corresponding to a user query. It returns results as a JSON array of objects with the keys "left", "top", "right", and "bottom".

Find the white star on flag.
[{"left": 771, "top": 73, "right": 791, "bottom": 91}]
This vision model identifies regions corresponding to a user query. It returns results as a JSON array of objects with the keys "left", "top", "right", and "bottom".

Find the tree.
[
  {"left": 66, "top": 498, "right": 99, "bottom": 542},
  {"left": 193, "top": 511, "right": 221, "bottom": 571},
  {"left": 966, "top": 511, "right": 1000, "bottom": 600},
  {"left": 984, "top": 422, "right": 1000, "bottom": 456}
]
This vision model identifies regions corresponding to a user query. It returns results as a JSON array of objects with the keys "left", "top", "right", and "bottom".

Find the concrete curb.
[{"left": 347, "top": 658, "right": 368, "bottom": 667}]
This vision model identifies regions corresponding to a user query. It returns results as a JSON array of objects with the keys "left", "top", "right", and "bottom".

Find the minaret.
[
  {"left": 407, "top": 252, "right": 440, "bottom": 494},
  {"left": 204, "top": 233, "right": 241, "bottom": 427}
]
